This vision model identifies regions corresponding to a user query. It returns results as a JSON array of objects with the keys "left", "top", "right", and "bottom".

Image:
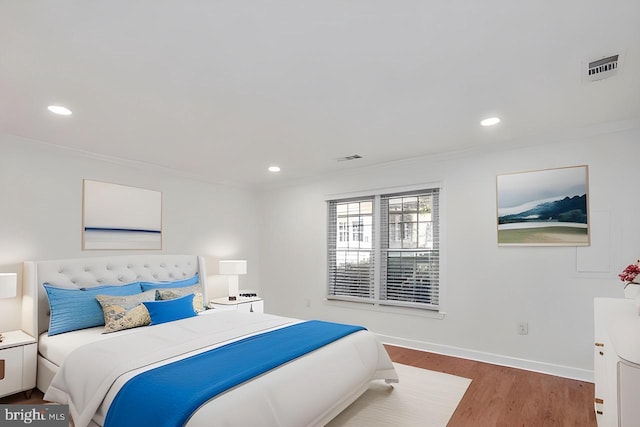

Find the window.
[
  {"left": 327, "top": 187, "right": 440, "bottom": 310},
  {"left": 327, "top": 199, "right": 374, "bottom": 300}
]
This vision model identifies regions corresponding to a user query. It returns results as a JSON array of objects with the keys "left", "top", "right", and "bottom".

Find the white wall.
[
  {"left": 257, "top": 124, "right": 640, "bottom": 380},
  {"left": 3, "top": 124, "right": 638, "bottom": 380},
  {"left": 0, "top": 133, "right": 260, "bottom": 331}
]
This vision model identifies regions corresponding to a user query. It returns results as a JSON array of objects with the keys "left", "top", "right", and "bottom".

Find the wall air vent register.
[
  {"left": 586, "top": 54, "right": 619, "bottom": 82},
  {"left": 336, "top": 154, "right": 363, "bottom": 162}
]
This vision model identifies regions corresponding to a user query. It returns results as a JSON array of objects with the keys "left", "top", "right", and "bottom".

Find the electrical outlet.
[{"left": 517, "top": 322, "right": 528, "bottom": 335}]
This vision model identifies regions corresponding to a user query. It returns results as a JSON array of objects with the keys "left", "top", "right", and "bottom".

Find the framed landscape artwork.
[
  {"left": 496, "top": 165, "right": 589, "bottom": 246},
  {"left": 82, "top": 180, "right": 162, "bottom": 250}
]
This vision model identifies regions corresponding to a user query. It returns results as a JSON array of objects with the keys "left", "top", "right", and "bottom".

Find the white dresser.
[{"left": 594, "top": 297, "right": 640, "bottom": 427}]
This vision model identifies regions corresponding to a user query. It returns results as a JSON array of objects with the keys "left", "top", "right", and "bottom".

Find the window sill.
[{"left": 324, "top": 298, "right": 446, "bottom": 320}]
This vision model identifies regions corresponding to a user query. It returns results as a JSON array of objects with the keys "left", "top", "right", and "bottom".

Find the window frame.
[{"left": 326, "top": 183, "right": 443, "bottom": 312}]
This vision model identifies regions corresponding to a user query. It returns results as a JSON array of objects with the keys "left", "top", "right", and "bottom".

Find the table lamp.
[{"left": 219, "top": 260, "right": 247, "bottom": 301}]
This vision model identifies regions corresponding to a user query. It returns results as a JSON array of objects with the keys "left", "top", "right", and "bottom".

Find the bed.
[{"left": 21, "top": 254, "right": 398, "bottom": 427}]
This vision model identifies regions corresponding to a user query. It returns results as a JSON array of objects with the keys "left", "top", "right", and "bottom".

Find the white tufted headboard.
[{"left": 21, "top": 254, "right": 207, "bottom": 337}]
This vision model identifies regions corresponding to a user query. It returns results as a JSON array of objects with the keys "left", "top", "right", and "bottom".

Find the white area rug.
[{"left": 327, "top": 363, "right": 471, "bottom": 427}]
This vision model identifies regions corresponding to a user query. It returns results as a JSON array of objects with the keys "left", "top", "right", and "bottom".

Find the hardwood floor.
[
  {"left": 385, "top": 344, "right": 597, "bottom": 427},
  {"left": 1, "top": 346, "right": 597, "bottom": 427},
  {"left": 0, "top": 388, "right": 45, "bottom": 405}
]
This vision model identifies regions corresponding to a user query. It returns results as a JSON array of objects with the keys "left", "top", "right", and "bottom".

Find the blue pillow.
[
  {"left": 44, "top": 282, "right": 142, "bottom": 336},
  {"left": 139, "top": 273, "right": 199, "bottom": 292},
  {"left": 143, "top": 294, "right": 197, "bottom": 325}
]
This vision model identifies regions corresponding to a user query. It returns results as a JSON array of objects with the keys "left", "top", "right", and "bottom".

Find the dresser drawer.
[{"left": 0, "top": 346, "right": 24, "bottom": 397}]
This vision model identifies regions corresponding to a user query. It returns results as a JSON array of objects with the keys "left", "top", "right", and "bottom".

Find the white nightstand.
[
  {"left": 207, "top": 297, "right": 264, "bottom": 314},
  {"left": 0, "top": 330, "right": 37, "bottom": 399}
]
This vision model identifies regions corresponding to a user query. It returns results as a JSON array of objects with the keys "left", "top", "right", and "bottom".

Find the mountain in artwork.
[{"left": 498, "top": 194, "right": 587, "bottom": 225}]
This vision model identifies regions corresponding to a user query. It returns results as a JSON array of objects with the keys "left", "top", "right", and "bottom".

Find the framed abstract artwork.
[
  {"left": 82, "top": 179, "right": 162, "bottom": 250},
  {"left": 496, "top": 165, "right": 589, "bottom": 246}
]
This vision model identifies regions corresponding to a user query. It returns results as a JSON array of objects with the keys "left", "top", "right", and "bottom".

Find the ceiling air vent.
[
  {"left": 336, "top": 154, "right": 363, "bottom": 162},
  {"left": 586, "top": 54, "right": 619, "bottom": 82}
]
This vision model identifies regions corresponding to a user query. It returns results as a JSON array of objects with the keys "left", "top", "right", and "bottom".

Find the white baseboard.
[{"left": 377, "top": 334, "right": 594, "bottom": 383}]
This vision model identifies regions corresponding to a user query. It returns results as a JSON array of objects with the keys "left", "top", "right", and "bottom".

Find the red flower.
[{"left": 619, "top": 263, "right": 640, "bottom": 283}]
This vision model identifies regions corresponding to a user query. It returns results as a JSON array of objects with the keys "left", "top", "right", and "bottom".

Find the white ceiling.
[{"left": 1, "top": 1, "right": 639, "bottom": 189}]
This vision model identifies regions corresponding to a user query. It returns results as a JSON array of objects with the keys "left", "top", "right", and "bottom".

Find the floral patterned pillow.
[
  {"left": 96, "top": 290, "right": 156, "bottom": 334},
  {"left": 155, "top": 284, "right": 205, "bottom": 313}
]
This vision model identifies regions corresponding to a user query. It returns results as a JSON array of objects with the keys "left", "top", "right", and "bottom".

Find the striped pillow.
[{"left": 44, "top": 282, "right": 142, "bottom": 336}]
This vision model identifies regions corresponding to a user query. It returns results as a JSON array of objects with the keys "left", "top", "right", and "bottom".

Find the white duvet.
[{"left": 45, "top": 312, "right": 398, "bottom": 427}]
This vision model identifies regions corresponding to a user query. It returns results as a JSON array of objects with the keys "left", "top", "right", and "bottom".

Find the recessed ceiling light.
[
  {"left": 268, "top": 166, "right": 281, "bottom": 173},
  {"left": 480, "top": 117, "right": 500, "bottom": 127},
  {"left": 48, "top": 105, "right": 72, "bottom": 116}
]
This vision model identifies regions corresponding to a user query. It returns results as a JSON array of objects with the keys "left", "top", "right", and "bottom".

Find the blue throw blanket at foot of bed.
[{"left": 104, "top": 320, "right": 365, "bottom": 427}]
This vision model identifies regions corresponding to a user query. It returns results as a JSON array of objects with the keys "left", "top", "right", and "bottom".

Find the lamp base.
[{"left": 228, "top": 275, "right": 239, "bottom": 300}]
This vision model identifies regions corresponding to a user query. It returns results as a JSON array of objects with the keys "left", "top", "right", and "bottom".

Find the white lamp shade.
[
  {"left": 219, "top": 260, "right": 247, "bottom": 275},
  {"left": 0, "top": 273, "right": 17, "bottom": 299}
]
